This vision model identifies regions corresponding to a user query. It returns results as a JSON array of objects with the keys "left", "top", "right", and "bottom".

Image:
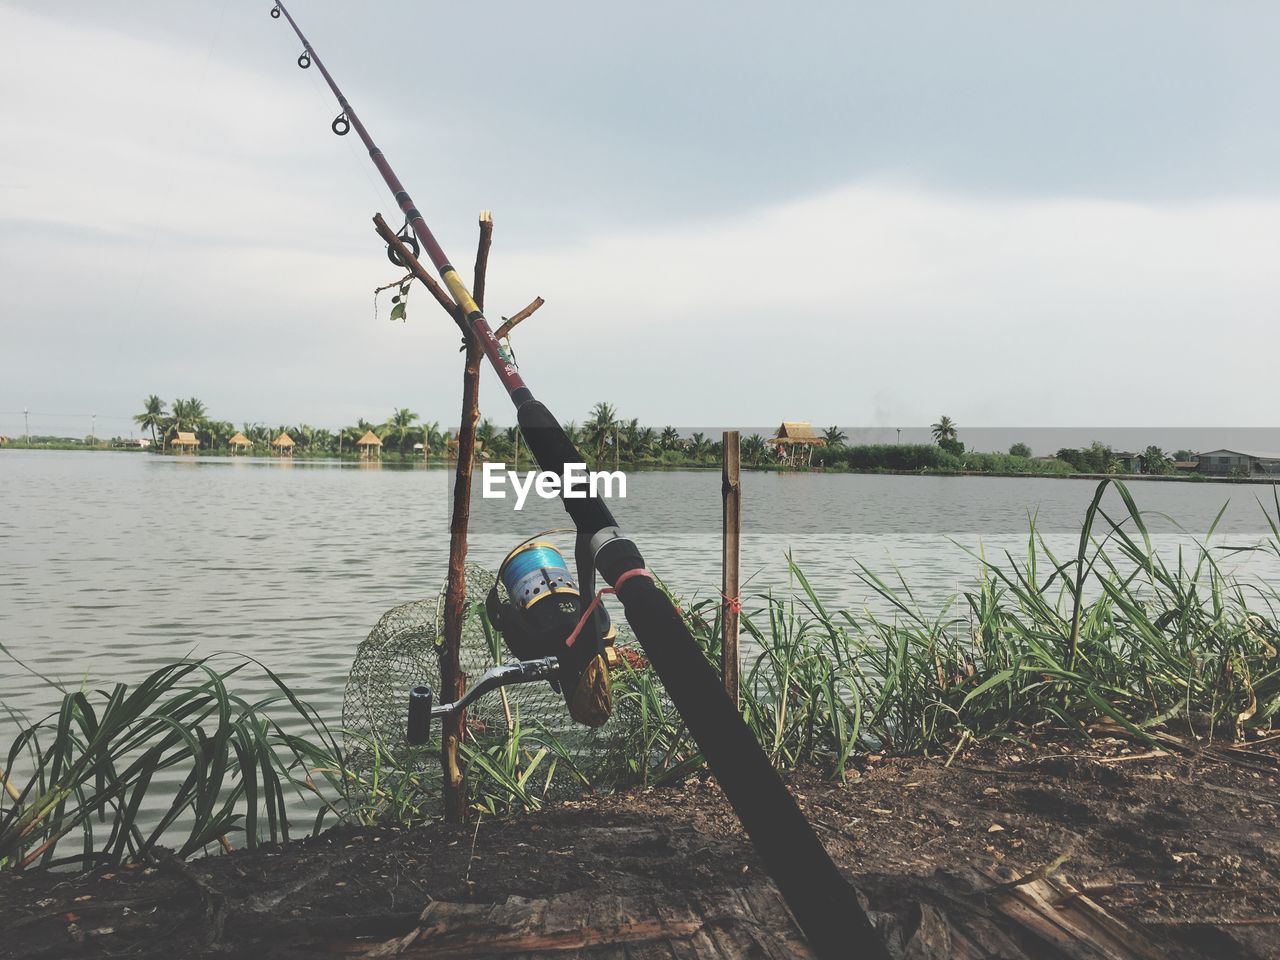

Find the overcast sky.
[{"left": 1, "top": 1, "right": 1277, "bottom": 438}]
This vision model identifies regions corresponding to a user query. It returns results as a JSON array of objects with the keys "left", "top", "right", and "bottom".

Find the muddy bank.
[{"left": 3, "top": 734, "right": 1278, "bottom": 958}]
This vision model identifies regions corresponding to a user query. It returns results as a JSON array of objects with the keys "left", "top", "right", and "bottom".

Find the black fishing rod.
[{"left": 268, "top": 5, "right": 888, "bottom": 957}]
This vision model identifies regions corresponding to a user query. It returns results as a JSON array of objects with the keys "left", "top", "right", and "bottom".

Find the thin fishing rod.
[
  {"left": 266, "top": 6, "right": 889, "bottom": 958},
  {"left": 271, "top": 0, "right": 529, "bottom": 405}
]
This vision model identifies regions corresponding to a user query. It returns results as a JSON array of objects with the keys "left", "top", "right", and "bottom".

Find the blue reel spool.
[{"left": 500, "top": 541, "right": 579, "bottom": 611}]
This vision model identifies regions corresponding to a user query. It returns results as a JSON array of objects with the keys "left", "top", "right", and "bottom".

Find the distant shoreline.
[{"left": 5, "top": 444, "right": 1276, "bottom": 484}]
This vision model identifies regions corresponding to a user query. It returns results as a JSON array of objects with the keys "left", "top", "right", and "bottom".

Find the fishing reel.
[{"left": 406, "top": 539, "right": 619, "bottom": 746}]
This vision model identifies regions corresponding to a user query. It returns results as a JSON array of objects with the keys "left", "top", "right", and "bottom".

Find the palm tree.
[
  {"left": 586, "top": 402, "right": 618, "bottom": 465},
  {"left": 660, "top": 426, "right": 681, "bottom": 451},
  {"left": 294, "top": 423, "right": 316, "bottom": 452},
  {"left": 476, "top": 418, "right": 500, "bottom": 456},
  {"left": 930, "top": 416, "right": 957, "bottom": 445},
  {"left": 503, "top": 426, "right": 522, "bottom": 467},
  {"left": 245, "top": 423, "right": 269, "bottom": 448},
  {"left": 421, "top": 421, "right": 444, "bottom": 459},
  {"left": 742, "top": 434, "right": 768, "bottom": 466},
  {"left": 636, "top": 427, "right": 657, "bottom": 460},
  {"left": 688, "top": 431, "right": 710, "bottom": 463},
  {"left": 822, "top": 426, "right": 847, "bottom": 447},
  {"left": 381, "top": 407, "right": 420, "bottom": 458},
  {"left": 134, "top": 395, "right": 166, "bottom": 449},
  {"left": 561, "top": 421, "right": 582, "bottom": 448},
  {"left": 206, "top": 420, "right": 234, "bottom": 449},
  {"left": 166, "top": 397, "right": 207, "bottom": 442}
]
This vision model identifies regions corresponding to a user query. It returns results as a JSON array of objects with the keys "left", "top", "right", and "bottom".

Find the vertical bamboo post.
[
  {"left": 440, "top": 211, "right": 493, "bottom": 823},
  {"left": 721, "top": 430, "right": 741, "bottom": 705}
]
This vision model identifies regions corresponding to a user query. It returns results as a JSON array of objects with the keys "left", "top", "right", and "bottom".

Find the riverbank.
[{"left": 3, "top": 733, "right": 1277, "bottom": 958}]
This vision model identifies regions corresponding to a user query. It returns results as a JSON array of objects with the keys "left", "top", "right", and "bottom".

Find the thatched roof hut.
[
  {"left": 271, "top": 432, "right": 296, "bottom": 456},
  {"left": 356, "top": 429, "right": 383, "bottom": 459},
  {"left": 228, "top": 432, "right": 252, "bottom": 451},
  {"left": 771, "top": 422, "right": 823, "bottom": 445},
  {"left": 170, "top": 431, "right": 199, "bottom": 452}
]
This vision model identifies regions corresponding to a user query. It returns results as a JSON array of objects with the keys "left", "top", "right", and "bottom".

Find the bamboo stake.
[
  {"left": 439, "top": 211, "right": 493, "bottom": 823},
  {"left": 722, "top": 431, "right": 741, "bottom": 705}
]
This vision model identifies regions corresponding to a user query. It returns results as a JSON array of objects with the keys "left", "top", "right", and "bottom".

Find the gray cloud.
[{"left": 1, "top": 1, "right": 1277, "bottom": 436}]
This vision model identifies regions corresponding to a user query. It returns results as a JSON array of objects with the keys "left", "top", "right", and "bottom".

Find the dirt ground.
[{"left": 3, "top": 733, "right": 1279, "bottom": 959}]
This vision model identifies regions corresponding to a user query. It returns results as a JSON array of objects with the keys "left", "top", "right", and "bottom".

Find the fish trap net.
[{"left": 340, "top": 563, "right": 623, "bottom": 801}]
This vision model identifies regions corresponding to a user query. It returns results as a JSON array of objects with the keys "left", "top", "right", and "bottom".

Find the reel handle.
[{"left": 406, "top": 685, "right": 434, "bottom": 745}]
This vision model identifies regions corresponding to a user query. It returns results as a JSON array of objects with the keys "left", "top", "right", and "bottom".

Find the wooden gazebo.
[
  {"left": 356, "top": 429, "right": 383, "bottom": 460},
  {"left": 271, "top": 432, "right": 296, "bottom": 457},
  {"left": 170, "top": 431, "right": 199, "bottom": 454},
  {"left": 770, "top": 421, "right": 823, "bottom": 465},
  {"left": 228, "top": 432, "right": 252, "bottom": 454}
]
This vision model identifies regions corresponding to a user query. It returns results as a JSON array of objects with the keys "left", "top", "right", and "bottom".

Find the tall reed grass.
[{"left": 4, "top": 480, "right": 1277, "bottom": 870}]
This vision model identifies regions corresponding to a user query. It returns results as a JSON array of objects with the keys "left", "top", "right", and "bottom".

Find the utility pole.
[
  {"left": 91, "top": 413, "right": 97, "bottom": 445},
  {"left": 23, "top": 408, "right": 29, "bottom": 441}
]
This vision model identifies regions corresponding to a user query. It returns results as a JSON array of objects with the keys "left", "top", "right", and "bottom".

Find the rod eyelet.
[
  {"left": 297, "top": 51, "right": 311, "bottom": 69},
  {"left": 270, "top": 6, "right": 281, "bottom": 18},
  {"left": 331, "top": 113, "right": 350, "bottom": 136},
  {"left": 387, "top": 232, "right": 421, "bottom": 267}
]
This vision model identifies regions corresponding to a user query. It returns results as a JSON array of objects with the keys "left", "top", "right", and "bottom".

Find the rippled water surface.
[{"left": 3, "top": 451, "right": 1279, "bottom": 733}]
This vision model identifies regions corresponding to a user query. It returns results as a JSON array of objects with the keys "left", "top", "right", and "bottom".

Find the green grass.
[{"left": 4, "top": 479, "right": 1278, "bottom": 871}]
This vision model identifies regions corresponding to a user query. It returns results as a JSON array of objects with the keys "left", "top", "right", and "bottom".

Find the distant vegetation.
[{"left": 1, "top": 400, "right": 1204, "bottom": 480}]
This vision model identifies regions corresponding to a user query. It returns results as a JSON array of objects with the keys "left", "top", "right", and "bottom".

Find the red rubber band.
[{"left": 563, "top": 568, "right": 654, "bottom": 648}]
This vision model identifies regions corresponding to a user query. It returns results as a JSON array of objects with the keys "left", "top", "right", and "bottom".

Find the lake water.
[{"left": 3, "top": 450, "right": 1279, "bottom": 736}]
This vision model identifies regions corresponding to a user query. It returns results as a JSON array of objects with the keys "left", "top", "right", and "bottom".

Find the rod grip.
[{"left": 613, "top": 573, "right": 889, "bottom": 960}]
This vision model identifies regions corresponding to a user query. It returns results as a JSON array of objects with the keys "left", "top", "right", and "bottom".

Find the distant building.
[
  {"left": 356, "top": 429, "right": 383, "bottom": 460},
  {"left": 770, "top": 421, "right": 824, "bottom": 466},
  {"left": 169, "top": 431, "right": 199, "bottom": 453},
  {"left": 1195, "top": 449, "right": 1280, "bottom": 477}
]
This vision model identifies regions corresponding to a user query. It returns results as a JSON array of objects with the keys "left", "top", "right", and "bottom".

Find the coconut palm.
[
  {"left": 742, "top": 434, "right": 768, "bottom": 466},
  {"left": 205, "top": 420, "right": 235, "bottom": 449},
  {"left": 133, "top": 395, "right": 166, "bottom": 449},
  {"left": 166, "top": 397, "right": 207, "bottom": 441},
  {"left": 586, "top": 402, "right": 618, "bottom": 465},
  {"left": 636, "top": 427, "right": 658, "bottom": 460},
  {"left": 822, "top": 426, "right": 847, "bottom": 447},
  {"left": 294, "top": 423, "right": 316, "bottom": 452},
  {"left": 660, "top": 426, "right": 681, "bottom": 451},
  {"left": 688, "top": 431, "right": 710, "bottom": 463},
  {"left": 930, "top": 416, "right": 957, "bottom": 445},
  {"left": 381, "top": 407, "right": 420, "bottom": 458},
  {"left": 476, "top": 418, "right": 500, "bottom": 455},
  {"left": 421, "top": 421, "right": 444, "bottom": 458}
]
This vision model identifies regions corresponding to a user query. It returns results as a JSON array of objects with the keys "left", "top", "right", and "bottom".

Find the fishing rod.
[{"left": 267, "top": 5, "right": 888, "bottom": 958}]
